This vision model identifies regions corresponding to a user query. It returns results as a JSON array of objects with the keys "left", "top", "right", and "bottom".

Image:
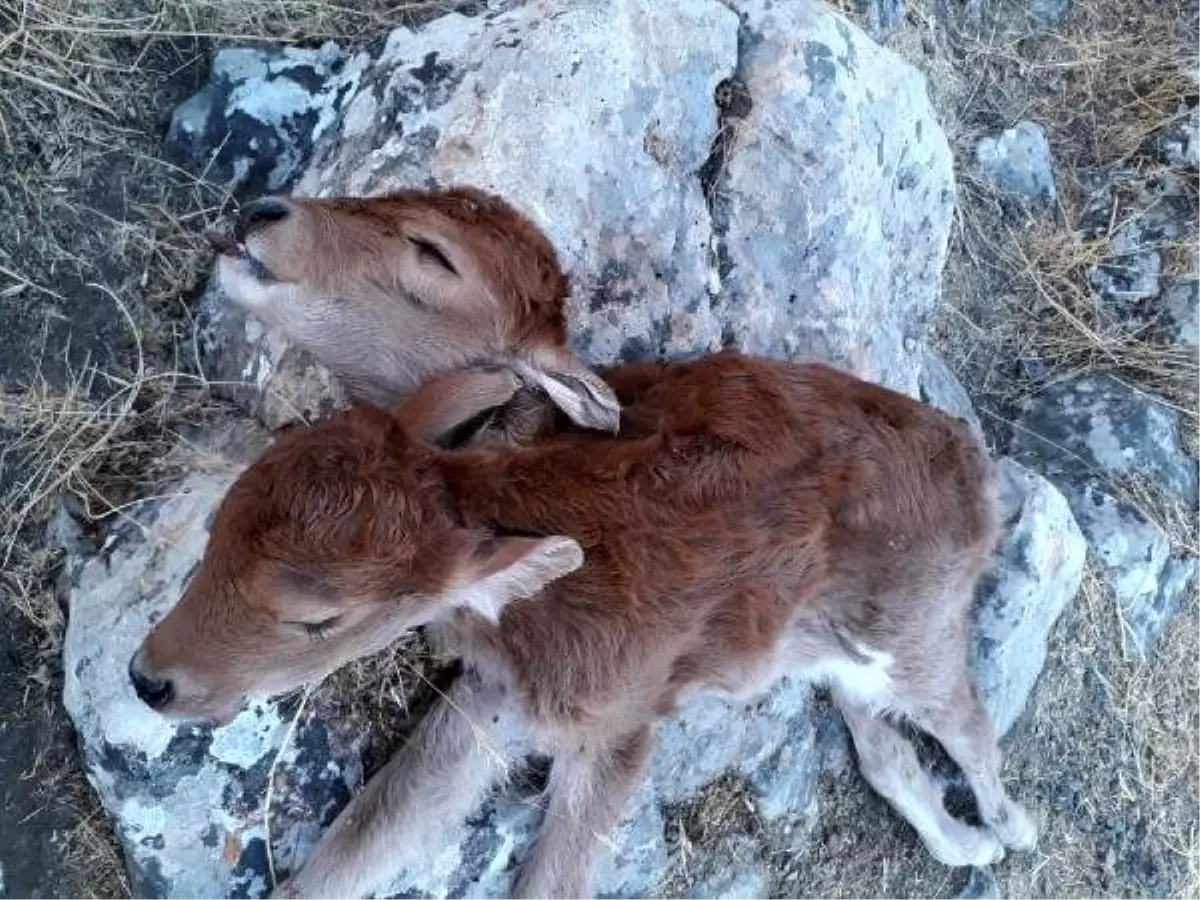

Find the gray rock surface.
[
  {"left": 197, "top": 287, "right": 349, "bottom": 431},
  {"left": 1164, "top": 278, "right": 1199, "bottom": 348},
  {"left": 964, "top": 0, "right": 1069, "bottom": 29},
  {"left": 60, "top": 429, "right": 366, "bottom": 899},
  {"left": 166, "top": 43, "right": 352, "bottom": 196},
  {"left": 708, "top": 0, "right": 955, "bottom": 392},
  {"left": 1152, "top": 106, "right": 1199, "bottom": 171},
  {"left": 1029, "top": 0, "right": 1069, "bottom": 27},
  {"left": 1010, "top": 374, "right": 1199, "bottom": 655},
  {"left": 1087, "top": 180, "right": 1193, "bottom": 321},
  {"left": 920, "top": 349, "right": 985, "bottom": 439},
  {"left": 975, "top": 121, "right": 1056, "bottom": 215},
  {"left": 859, "top": 0, "right": 907, "bottom": 40},
  {"left": 65, "top": 1, "right": 1086, "bottom": 897},
  {"left": 971, "top": 459, "right": 1087, "bottom": 736}
]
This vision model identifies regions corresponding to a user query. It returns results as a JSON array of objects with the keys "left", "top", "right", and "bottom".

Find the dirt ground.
[{"left": 0, "top": 0, "right": 1195, "bottom": 898}]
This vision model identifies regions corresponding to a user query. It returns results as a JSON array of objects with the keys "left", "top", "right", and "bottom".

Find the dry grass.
[
  {"left": 309, "top": 633, "right": 456, "bottom": 772},
  {"left": 943, "top": 0, "right": 1197, "bottom": 166},
  {"left": 1000, "top": 566, "right": 1200, "bottom": 899},
  {"left": 933, "top": 0, "right": 1198, "bottom": 414},
  {"left": 948, "top": 172, "right": 1199, "bottom": 415}
]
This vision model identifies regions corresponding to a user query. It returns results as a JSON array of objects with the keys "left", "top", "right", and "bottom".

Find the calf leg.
[
  {"left": 906, "top": 674, "right": 1037, "bottom": 852},
  {"left": 833, "top": 687, "right": 1004, "bottom": 867},
  {"left": 513, "top": 726, "right": 653, "bottom": 899},
  {"left": 273, "top": 668, "right": 519, "bottom": 899}
]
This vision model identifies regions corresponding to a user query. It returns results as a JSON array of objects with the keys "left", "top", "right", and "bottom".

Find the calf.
[{"left": 131, "top": 353, "right": 1036, "bottom": 898}]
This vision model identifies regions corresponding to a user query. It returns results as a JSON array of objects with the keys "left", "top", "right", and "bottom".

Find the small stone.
[
  {"left": 1028, "top": 0, "right": 1070, "bottom": 28},
  {"left": 975, "top": 121, "right": 1056, "bottom": 216},
  {"left": 1086, "top": 176, "right": 1193, "bottom": 322},
  {"left": 1163, "top": 278, "right": 1199, "bottom": 348},
  {"left": 1152, "top": 107, "right": 1199, "bottom": 171}
]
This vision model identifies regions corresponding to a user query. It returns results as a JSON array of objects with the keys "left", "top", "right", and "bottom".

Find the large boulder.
[
  {"left": 166, "top": 43, "right": 353, "bottom": 198},
  {"left": 971, "top": 459, "right": 1087, "bottom": 736},
  {"left": 63, "top": 1, "right": 1085, "bottom": 897},
  {"left": 61, "top": 426, "right": 365, "bottom": 899}
]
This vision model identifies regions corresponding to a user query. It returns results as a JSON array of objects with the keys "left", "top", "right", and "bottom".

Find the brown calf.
[
  {"left": 210, "top": 186, "right": 617, "bottom": 434},
  {"left": 132, "top": 352, "right": 1035, "bottom": 898}
]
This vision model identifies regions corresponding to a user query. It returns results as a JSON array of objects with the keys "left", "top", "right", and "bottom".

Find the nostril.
[
  {"left": 234, "top": 197, "right": 290, "bottom": 242},
  {"left": 128, "top": 654, "right": 175, "bottom": 710}
]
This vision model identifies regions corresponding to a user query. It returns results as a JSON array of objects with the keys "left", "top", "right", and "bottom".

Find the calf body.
[{"left": 134, "top": 353, "right": 1034, "bottom": 898}]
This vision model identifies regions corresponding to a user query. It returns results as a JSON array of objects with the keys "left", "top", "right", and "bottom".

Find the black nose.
[
  {"left": 234, "top": 197, "right": 290, "bottom": 242},
  {"left": 128, "top": 654, "right": 175, "bottom": 710}
]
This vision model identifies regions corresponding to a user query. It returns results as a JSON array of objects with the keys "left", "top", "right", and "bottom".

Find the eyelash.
[
  {"left": 286, "top": 617, "right": 341, "bottom": 641},
  {"left": 409, "top": 237, "right": 458, "bottom": 275}
]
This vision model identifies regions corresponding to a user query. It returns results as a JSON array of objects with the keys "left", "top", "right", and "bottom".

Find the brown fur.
[{"left": 133, "top": 353, "right": 1035, "bottom": 898}]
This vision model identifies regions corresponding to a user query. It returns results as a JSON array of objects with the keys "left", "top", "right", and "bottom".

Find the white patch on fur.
[{"left": 802, "top": 644, "right": 895, "bottom": 709}]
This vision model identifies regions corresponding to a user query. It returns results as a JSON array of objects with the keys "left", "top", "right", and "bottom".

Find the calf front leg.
[
  {"left": 273, "top": 668, "right": 519, "bottom": 899},
  {"left": 513, "top": 725, "right": 653, "bottom": 899}
]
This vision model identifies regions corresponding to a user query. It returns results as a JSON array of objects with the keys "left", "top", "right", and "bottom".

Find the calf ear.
[
  {"left": 513, "top": 348, "right": 621, "bottom": 434},
  {"left": 451, "top": 535, "right": 583, "bottom": 622},
  {"left": 394, "top": 366, "right": 521, "bottom": 444}
]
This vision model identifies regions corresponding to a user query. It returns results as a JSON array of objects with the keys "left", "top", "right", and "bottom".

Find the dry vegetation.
[
  {"left": 0, "top": 0, "right": 1194, "bottom": 897},
  {"left": 928, "top": 0, "right": 1199, "bottom": 412}
]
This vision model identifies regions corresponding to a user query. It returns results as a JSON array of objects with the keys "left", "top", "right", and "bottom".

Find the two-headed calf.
[{"left": 133, "top": 354, "right": 1034, "bottom": 897}]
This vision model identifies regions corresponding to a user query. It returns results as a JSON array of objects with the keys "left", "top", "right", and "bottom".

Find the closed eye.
[
  {"left": 283, "top": 616, "right": 342, "bottom": 641},
  {"left": 409, "top": 237, "right": 458, "bottom": 275}
]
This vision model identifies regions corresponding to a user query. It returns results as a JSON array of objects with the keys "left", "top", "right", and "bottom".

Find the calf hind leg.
[
  {"left": 833, "top": 687, "right": 1005, "bottom": 867},
  {"left": 906, "top": 674, "right": 1037, "bottom": 852}
]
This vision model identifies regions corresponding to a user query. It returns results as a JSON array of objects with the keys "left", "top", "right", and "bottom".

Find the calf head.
[
  {"left": 129, "top": 407, "right": 582, "bottom": 722},
  {"left": 211, "top": 186, "right": 618, "bottom": 431}
]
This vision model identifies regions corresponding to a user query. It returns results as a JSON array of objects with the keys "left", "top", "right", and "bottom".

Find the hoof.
[
  {"left": 992, "top": 802, "right": 1037, "bottom": 852},
  {"left": 928, "top": 824, "right": 1006, "bottom": 868}
]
